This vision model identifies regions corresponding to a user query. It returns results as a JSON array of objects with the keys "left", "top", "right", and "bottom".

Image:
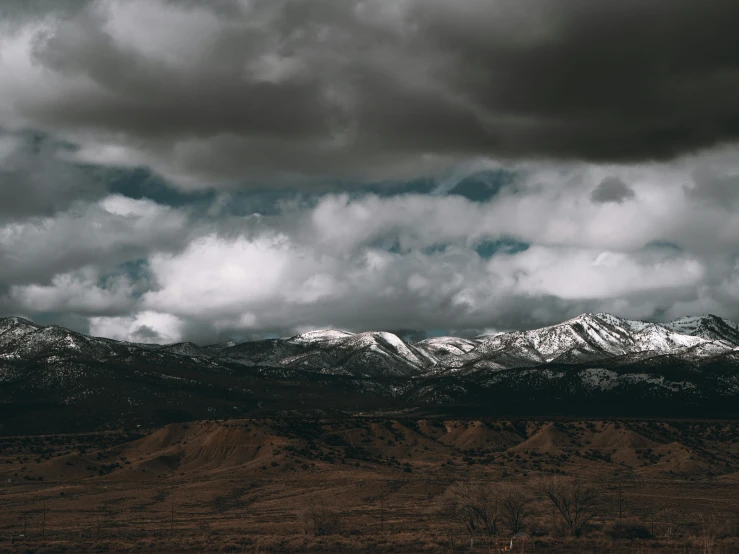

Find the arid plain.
[{"left": 2, "top": 417, "right": 739, "bottom": 552}]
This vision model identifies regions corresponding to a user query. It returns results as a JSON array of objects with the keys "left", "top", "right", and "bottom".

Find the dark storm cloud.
[
  {"left": 387, "top": 329, "right": 429, "bottom": 343},
  {"left": 448, "top": 170, "right": 516, "bottom": 202},
  {"left": 0, "top": 0, "right": 87, "bottom": 21},
  {"left": 685, "top": 166, "right": 739, "bottom": 208},
  {"left": 590, "top": 177, "right": 636, "bottom": 204},
  {"left": 129, "top": 324, "right": 163, "bottom": 342},
  {"left": 0, "top": 131, "right": 102, "bottom": 217},
  {"left": 0, "top": 0, "right": 736, "bottom": 187},
  {"left": 418, "top": 0, "right": 739, "bottom": 160}
]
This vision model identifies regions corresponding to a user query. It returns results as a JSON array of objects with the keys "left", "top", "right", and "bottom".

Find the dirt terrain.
[{"left": 1, "top": 417, "right": 739, "bottom": 552}]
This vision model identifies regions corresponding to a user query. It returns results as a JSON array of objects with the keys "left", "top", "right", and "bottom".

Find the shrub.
[
  {"left": 604, "top": 517, "right": 651, "bottom": 540},
  {"left": 440, "top": 482, "right": 501, "bottom": 537},
  {"left": 534, "top": 476, "right": 603, "bottom": 537},
  {"left": 298, "top": 497, "right": 343, "bottom": 536}
]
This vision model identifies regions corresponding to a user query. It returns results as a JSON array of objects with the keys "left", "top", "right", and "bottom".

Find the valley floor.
[{"left": 1, "top": 417, "right": 739, "bottom": 552}]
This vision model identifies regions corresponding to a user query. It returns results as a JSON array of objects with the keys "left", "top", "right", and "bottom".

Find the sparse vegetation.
[
  {"left": 499, "top": 484, "right": 531, "bottom": 534},
  {"left": 2, "top": 417, "right": 739, "bottom": 552},
  {"left": 441, "top": 482, "right": 502, "bottom": 537},
  {"left": 298, "top": 497, "right": 343, "bottom": 536},
  {"left": 534, "top": 476, "right": 603, "bottom": 537},
  {"left": 605, "top": 516, "right": 651, "bottom": 539}
]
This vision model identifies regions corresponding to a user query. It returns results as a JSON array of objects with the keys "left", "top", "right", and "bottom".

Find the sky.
[{"left": 2, "top": 0, "right": 739, "bottom": 344}]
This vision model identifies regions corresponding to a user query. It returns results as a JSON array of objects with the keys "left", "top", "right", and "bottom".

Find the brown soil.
[{"left": 1, "top": 417, "right": 739, "bottom": 552}]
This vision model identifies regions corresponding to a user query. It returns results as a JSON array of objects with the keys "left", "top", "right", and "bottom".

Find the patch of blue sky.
[
  {"left": 475, "top": 237, "right": 530, "bottom": 259},
  {"left": 644, "top": 240, "right": 682, "bottom": 252},
  {"left": 446, "top": 169, "right": 518, "bottom": 202}
]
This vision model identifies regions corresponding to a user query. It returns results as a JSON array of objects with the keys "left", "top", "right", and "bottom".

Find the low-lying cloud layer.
[
  {"left": 3, "top": 149, "right": 739, "bottom": 343},
  {"left": 2, "top": 1, "right": 739, "bottom": 342}
]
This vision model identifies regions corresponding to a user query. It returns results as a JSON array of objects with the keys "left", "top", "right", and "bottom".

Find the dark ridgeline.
[{"left": 2, "top": 313, "right": 739, "bottom": 435}]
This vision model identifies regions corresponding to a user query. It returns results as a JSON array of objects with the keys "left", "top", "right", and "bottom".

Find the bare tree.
[
  {"left": 440, "top": 482, "right": 501, "bottom": 538},
  {"left": 658, "top": 506, "right": 690, "bottom": 540},
  {"left": 499, "top": 484, "right": 531, "bottom": 534},
  {"left": 696, "top": 513, "right": 718, "bottom": 554},
  {"left": 298, "top": 496, "right": 342, "bottom": 536},
  {"left": 535, "top": 476, "right": 602, "bottom": 537}
]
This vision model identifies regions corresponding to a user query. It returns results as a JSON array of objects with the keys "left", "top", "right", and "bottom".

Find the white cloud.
[
  {"left": 89, "top": 311, "right": 185, "bottom": 343},
  {"left": 0, "top": 195, "right": 189, "bottom": 284},
  {"left": 486, "top": 246, "right": 704, "bottom": 300},
  {"left": 8, "top": 267, "right": 134, "bottom": 314},
  {"left": 5, "top": 0, "right": 737, "bottom": 190},
  {"left": 102, "top": 0, "right": 223, "bottom": 68},
  {"left": 123, "top": 223, "right": 709, "bottom": 337},
  {"left": 306, "top": 151, "right": 739, "bottom": 256},
  {"left": 3, "top": 141, "right": 739, "bottom": 340},
  {"left": 143, "top": 233, "right": 298, "bottom": 319},
  {"left": 99, "top": 194, "right": 166, "bottom": 218}
]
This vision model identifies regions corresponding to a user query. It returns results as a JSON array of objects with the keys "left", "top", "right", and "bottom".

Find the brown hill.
[
  {"left": 437, "top": 420, "right": 523, "bottom": 450},
  {"left": 584, "top": 423, "right": 659, "bottom": 450},
  {"left": 511, "top": 423, "right": 576, "bottom": 453}
]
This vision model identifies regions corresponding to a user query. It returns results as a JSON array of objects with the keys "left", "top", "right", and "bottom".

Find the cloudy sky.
[{"left": 2, "top": 0, "right": 739, "bottom": 344}]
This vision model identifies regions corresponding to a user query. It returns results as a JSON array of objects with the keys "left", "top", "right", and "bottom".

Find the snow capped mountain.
[
  {"left": 288, "top": 329, "right": 355, "bottom": 344},
  {"left": 282, "top": 330, "right": 437, "bottom": 377},
  {"left": 452, "top": 313, "right": 737, "bottom": 373},
  {"left": 0, "top": 317, "right": 42, "bottom": 349},
  {"left": 0, "top": 312, "right": 738, "bottom": 383},
  {"left": 0, "top": 317, "right": 228, "bottom": 382},
  {"left": 662, "top": 315, "right": 739, "bottom": 345},
  {"left": 3, "top": 312, "right": 739, "bottom": 379},
  {"left": 415, "top": 336, "right": 480, "bottom": 365},
  {"left": 3, "top": 313, "right": 739, "bottom": 433},
  {"left": 0, "top": 319, "right": 117, "bottom": 360},
  {"left": 470, "top": 313, "right": 636, "bottom": 367},
  {"left": 155, "top": 342, "right": 213, "bottom": 358}
]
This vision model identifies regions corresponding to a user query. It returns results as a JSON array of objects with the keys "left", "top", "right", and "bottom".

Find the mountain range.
[{"left": 3, "top": 312, "right": 739, "bottom": 434}]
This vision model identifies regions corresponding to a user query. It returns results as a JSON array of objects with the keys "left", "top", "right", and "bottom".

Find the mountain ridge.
[
  {"left": 3, "top": 312, "right": 739, "bottom": 434},
  {"left": 2, "top": 312, "right": 739, "bottom": 378}
]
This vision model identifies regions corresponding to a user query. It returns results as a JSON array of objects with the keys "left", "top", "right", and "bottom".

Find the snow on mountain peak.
[
  {"left": 0, "top": 316, "right": 39, "bottom": 331},
  {"left": 661, "top": 314, "right": 739, "bottom": 345},
  {"left": 5, "top": 312, "right": 739, "bottom": 380},
  {"left": 288, "top": 329, "right": 355, "bottom": 344}
]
